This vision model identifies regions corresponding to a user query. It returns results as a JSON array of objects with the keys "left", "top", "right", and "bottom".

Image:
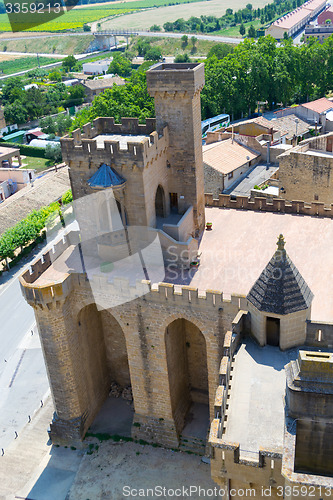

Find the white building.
[
  {"left": 266, "top": 0, "right": 327, "bottom": 39},
  {"left": 82, "top": 59, "right": 112, "bottom": 75}
]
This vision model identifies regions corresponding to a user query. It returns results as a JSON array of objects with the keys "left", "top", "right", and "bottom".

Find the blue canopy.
[{"left": 88, "top": 163, "right": 126, "bottom": 189}]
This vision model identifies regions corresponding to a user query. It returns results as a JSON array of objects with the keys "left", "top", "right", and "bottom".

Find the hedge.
[
  {"left": 0, "top": 141, "right": 46, "bottom": 158},
  {"left": 0, "top": 189, "right": 73, "bottom": 268}
]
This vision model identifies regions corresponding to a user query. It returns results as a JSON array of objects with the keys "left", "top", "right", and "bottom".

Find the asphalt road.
[
  {"left": 225, "top": 163, "right": 279, "bottom": 196},
  {"left": 0, "top": 222, "right": 77, "bottom": 451}
]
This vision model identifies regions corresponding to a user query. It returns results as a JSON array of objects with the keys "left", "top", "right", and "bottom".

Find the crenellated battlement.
[
  {"left": 205, "top": 193, "right": 333, "bottom": 218},
  {"left": 79, "top": 117, "right": 156, "bottom": 139},
  {"left": 61, "top": 117, "right": 168, "bottom": 167},
  {"left": 19, "top": 234, "right": 246, "bottom": 311}
]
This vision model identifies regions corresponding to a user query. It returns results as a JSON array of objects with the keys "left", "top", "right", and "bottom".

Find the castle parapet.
[
  {"left": 205, "top": 193, "right": 333, "bottom": 218},
  {"left": 61, "top": 118, "right": 168, "bottom": 167}
]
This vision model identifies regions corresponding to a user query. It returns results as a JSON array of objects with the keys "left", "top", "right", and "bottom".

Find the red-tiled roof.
[
  {"left": 203, "top": 138, "right": 260, "bottom": 175},
  {"left": 301, "top": 97, "right": 333, "bottom": 113}
]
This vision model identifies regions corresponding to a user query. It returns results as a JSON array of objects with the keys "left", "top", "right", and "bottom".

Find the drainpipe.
[{"left": 232, "top": 125, "right": 234, "bottom": 144}]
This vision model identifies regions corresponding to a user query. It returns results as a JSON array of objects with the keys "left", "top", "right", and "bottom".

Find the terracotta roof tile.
[{"left": 203, "top": 138, "right": 260, "bottom": 175}]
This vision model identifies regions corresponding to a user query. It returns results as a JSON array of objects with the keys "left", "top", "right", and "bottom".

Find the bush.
[
  {"left": 61, "top": 190, "right": 73, "bottom": 205},
  {"left": 0, "top": 141, "right": 45, "bottom": 158},
  {"left": 45, "top": 143, "right": 62, "bottom": 163},
  {"left": 0, "top": 203, "right": 61, "bottom": 266},
  {"left": 174, "top": 53, "right": 190, "bottom": 63},
  {"left": 144, "top": 47, "right": 162, "bottom": 62}
]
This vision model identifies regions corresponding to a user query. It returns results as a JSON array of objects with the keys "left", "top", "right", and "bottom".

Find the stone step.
[{"left": 179, "top": 435, "right": 206, "bottom": 455}]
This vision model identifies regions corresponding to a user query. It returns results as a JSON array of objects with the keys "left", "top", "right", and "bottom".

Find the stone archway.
[
  {"left": 155, "top": 185, "right": 166, "bottom": 218},
  {"left": 165, "top": 318, "right": 209, "bottom": 437},
  {"left": 77, "top": 304, "right": 133, "bottom": 436}
]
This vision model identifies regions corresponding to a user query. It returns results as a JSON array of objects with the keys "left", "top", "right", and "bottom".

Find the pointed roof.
[
  {"left": 88, "top": 163, "right": 126, "bottom": 189},
  {"left": 247, "top": 234, "right": 313, "bottom": 315}
]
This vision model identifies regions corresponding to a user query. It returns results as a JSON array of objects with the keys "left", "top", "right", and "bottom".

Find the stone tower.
[
  {"left": 247, "top": 234, "right": 313, "bottom": 350},
  {"left": 146, "top": 63, "right": 206, "bottom": 235}
]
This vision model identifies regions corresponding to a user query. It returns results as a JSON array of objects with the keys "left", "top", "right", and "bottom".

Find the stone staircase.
[{"left": 179, "top": 434, "right": 207, "bottom": 455}]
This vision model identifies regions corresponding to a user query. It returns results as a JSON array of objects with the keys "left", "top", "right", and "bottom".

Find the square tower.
[{"left": 146, "top": 63, "right": 206, "bottom": 235}]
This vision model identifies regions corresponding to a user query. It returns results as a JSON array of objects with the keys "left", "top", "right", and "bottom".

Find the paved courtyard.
[
  {"left": 223, "top": 339, "right": 297, "bottom": 459},
  {"left": 167, "top": 207, "right": 333, "bottom": 323}
]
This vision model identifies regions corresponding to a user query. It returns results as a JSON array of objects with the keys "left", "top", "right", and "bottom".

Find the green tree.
[
  {"left": 246, "top": 3, "right": 253, "bottom": 10},
  {"left": 248, "top": 25, "right": 256, "bottom": 38},
  {"left": 144, "top": 47, "right": 162, "bottom": 61},
  {"left": 40, "top": 115, "right": 56, "bottom": 134},
  {"left": 1, "top": 77, "right": 24, "bottom": 104},
  {"left": 207, "top": 43, "right": 234, "bottom": 59},
  {"left": 107, "top": 54, "right": 132, "bottom": 77},
  {"left": 283, "top": 31, "right": 289, "bottom": 40},
  {"left": 175, "top": 53, "right": 191, "bottom": 63},
  {"left": 62, "top": 55, "right": 77, "bottom": 72},
  {"left": 83, "top": 23, "right": 91, "bottom": 31},
  {"left": 65, "top": 85, "right": 85, "bottom": 108},
  {"left": 45, "top": 143, "right": 62, "bottom": 163},
  {"left": 181, "top": 34, "right": 188, "bottom": 48},
  {"left": 70, "top": 69, "right": 154, "bottom": 131},
  {"left": 239, "top": 23, "right": 246, "bottom": 36},
  {"left": 48, "top": 69, "right": 62, "bottom": 82},
  {"left": 55, "top": 114, "right": 73, "bottom": 135},
  {"left": 150, "top": 24, "right": 161, "bottom": 31},
  {"left": 4, "top": 101, "right": 28, "bottom": 124}
]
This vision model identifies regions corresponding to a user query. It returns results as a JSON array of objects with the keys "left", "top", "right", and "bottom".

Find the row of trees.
[
  {"left": 0, "top": 189, "right": 73, "bottom": 268},
  {"left": 71, "top": 35, "right": 333, "bottom": 129},
  {"left": 200, "top": 36, "right": 333, "bottom": 120},
  {"left": 158, "top": 0, "right": 306, "bottom": 34}
]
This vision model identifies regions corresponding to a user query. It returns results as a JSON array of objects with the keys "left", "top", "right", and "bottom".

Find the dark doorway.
[
  {"left": 170, "top": 192, "right": 178, "bottom": 213},
  {"left": 165, "top": 318, "right": 209, "bottom": 436},
  {"left": 266, "top": 317, "right": 280, "bottom": 346},
  {"left": 155, "top": 185, "right": 166, "bottom": 218},
  {"left": 327, "top": 137, "right": 333, "bottom": 152}
]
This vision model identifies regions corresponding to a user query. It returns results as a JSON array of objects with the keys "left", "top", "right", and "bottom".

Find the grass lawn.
[{"left": 21, "top": 156, "right": 54, "bottom": 172}]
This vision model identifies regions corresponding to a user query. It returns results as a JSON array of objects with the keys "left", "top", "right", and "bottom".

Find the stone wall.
[
  {"left": 20, "top": 243, "right": 245, "bottom": 448},
  {"left": 279, "top": 148, "right": 333, "bottom": 205},
  {"left": 247, "top": 301, "right": 309, "bottom": 350},
  {"left": 205, "top": 193, "right": 333, "bottom": 218},
  {"left": 306, "top": 320, "right": 333, "bottom": 348},
  {"left": 203, "top": 163, "right": 224, "bottom": 200},
  {"left": 146, "top": 63, "right": 206, "bottom": 235}
]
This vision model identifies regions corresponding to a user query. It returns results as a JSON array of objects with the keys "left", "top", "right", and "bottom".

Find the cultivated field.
[
  {"left": 0, "top": 0, "right": 204, "bottom": 32},
  {"left": 0, "top": 55, "right": 61, "bottom": 74},
  {"left": 0, "top": 34, "right": 94, "bottom": 54},
  {"left": 0, "top": 7, "right": 135, "bottom": 32},
  {"left": 101, "top": 0, "right": 270, "bottom": 30}
]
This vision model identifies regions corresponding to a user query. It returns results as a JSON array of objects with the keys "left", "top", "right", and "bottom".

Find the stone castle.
[{"left": 20, "top": 63, "right": 333, "bottom": 497}]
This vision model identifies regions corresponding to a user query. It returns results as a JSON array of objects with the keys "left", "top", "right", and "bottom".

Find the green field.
[
  {"left": 0, "top": 0, "right": 204, "bottom": 32},
  {"left": 0, "top": 6, "right": 135, "bottom": 32},
  {"left": 0, "top": 55, "right": 62, "bottom": 74}
]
